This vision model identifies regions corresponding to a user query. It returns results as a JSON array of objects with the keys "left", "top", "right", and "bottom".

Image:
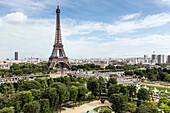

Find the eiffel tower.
[{"left": 48, "top": 5, "right": 71, "bottom": 69}]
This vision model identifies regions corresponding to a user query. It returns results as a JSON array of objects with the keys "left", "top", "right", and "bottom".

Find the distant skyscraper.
[
  {"left": 162, "top": 55, "right": 166, "bottom": 63},
  {"left": 157, "top": 55, "right": 166, "bottom": 63},
  {"left": 144, "top": 55, "right": 148, "bottom": 63},
  {"left": 152, "top": 54, "right": 157, "bottom": 63},
  {"left": 157, "top": 55, "right": 163, "bottom": 63},
  {"left": 15, "top": 52, "right": 18, "bottom": 60},
  {"left": 167, "top": 55, "right": 170, "bottom": 63}
]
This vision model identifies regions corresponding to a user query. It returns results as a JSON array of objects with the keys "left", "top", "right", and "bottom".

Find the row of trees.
[
  {"left": 125, "top": 68, "right": 170, "bottom": 82},
  {"left": 0, "top": 76, "right": 88, "bottom": 113},
  {"left": 71, "top": 64, "right": 101, "bottom": 71},
  {"left": 72, "top": 64, "right": 144, "bottom": 71},
  {"left": 156, "top": 63, "right": 170, "bottom": 67},
  {"left": 105, "top": 64, "right": 144, "bottom": 71},
  {"left": 0, "top": 63, "right": 55, "bottom": 78}
]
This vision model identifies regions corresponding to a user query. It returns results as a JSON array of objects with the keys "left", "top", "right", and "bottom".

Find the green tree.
[
  {"left": 51, "top": 82, "right": 69, "bottom": 113},
  {"left": 98, "top": 76, "right": 106, "bottom": 98},
  {"left": 77, "top": 77, "right": 86, "bottom": 84},
  {"left": 70, "top": 86, "right": 78, "bottom": 105},
  {"left": 107, "top": 78, "right": 117, "bottom": 88},
  {"left": 125, "top": 70, "right": 134, "bottom": 76},
  {"left": 30, "top": 89, "right": 41, "bottom": 101},
  {"left": 0, "top": 107, "right": 15, "bottom": 113},
  {"left": 137, "top": 88, "right": 149, "bottom": 101},
  {"left": 109, "top": 74, "right": 118, "bottom": 77},
  {"left": 108, "top": 84, "right": 128, "bottom": 99},
  {"left": 91, "top": 79, "right": 99, "bottom": 98},
  {"left": 87, "top": 76, "right": 96, "bottom": 91},
  {"left": 87, "top": 76, "right": 99, "bottom": 98},
  {"left": 19, "top": 80, "right": 41, "bottom": 91},
  {"left": 127, "top": 85, "right": 136, "bottom": 98},
  {"left": 9, "top": 91, "right": 33, "bottom": 113},
  {"left": 0, "top": 94, "right": 8, "bottom": 109},
  {"left": 164, "top": 74, "right": 170, "bottom": 82},
  {"left": 40, "top": 99, "right": 50, "bottom": 113},
  {"left": 77, "top": 86, "right": 88, "bottom": 105},
  {"left": 108, "top": 84, "right": 121, "bottom": 97},
  {"left": 0, "top": 82, "right": 15, "bottom": 96},
  {"left": 136, "top": 101, "right": 158, "bottom": 113},
  {"left": 159, "top": 104, "right": 170, "bottom": 113},
  {"left": 158, "top": 95, "right": 169, "bottom": 107},
  {"left": 109, "top": 93, "right": 126, "bottom": 113},
  {"left": 47, "top": 77, "right": 54, "bottom": 87},
  {"left": 13, "top": 82, "right": 19, "bottom": 92},
  {"left": 126, "top": 103, "right": 136, "bottom": 113},
  {"left": 41, "top": 87, "right": 59, "bottom": 112},
  {"left": 16, "top": 79, "right": 24, "bottom": 90},
  {"left": 105, "top": 64, "right": 116, "bottom": 70},
  {"left": 23, "top": 101, "right": 40, "bottom": 113},
  {"left": 35, "top": 78, "right": 47, "bottom": 89}
]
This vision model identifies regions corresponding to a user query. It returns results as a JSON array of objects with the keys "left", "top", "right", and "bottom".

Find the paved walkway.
[{"left": 62, "top": 100, "right": 112, "bottom": 113}]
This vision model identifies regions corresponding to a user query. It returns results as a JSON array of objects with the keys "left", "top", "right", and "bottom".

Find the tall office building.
[
  {"left": 157, "top": 55, "right": 163, "bottom": 63},
  {"left": 144, "top": 55, "right": 148, "bottom": 63},
  {"left": 15, "top": 52, "right": 18, "bottom": 60},
  {"left": 162, "top": 55, "right": 166, "bottom": 63},
  {"left": 167, "top": 55, "right": 170, "bottom": 63},
  {"left": 152, "top": 54, "right": 157, "bottom": 63}
]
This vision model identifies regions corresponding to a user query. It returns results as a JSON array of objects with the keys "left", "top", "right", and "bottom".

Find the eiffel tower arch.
[{"left": 48, "top": 5, "right": 71, "bottom": 70}]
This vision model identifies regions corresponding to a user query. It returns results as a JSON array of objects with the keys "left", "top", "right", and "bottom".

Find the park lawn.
[
  {"left": 141, "top": 84, "right": 170, "bottom": 92},
  {"left": 93, "top": 106, "right": 112, "bottom": 112},
  {"left": 120, "top": 83, "right": 170, "bottom": 92},
  {"left": 120, "top": 83, "right": 138, "bottom": 85}
]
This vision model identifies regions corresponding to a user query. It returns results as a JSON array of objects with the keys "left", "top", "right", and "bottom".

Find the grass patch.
[
  {"left": 100, "top": 93, "right": 108, "bottom": 96},
  {"left": 120, "top": 83, "right": 138, "bottom": 85},
  {"left": 141, "top": 85, "right": 170, "bottom": 92},
  {"left": 93, "top": 106, "right": 112, "bottom": 112}
]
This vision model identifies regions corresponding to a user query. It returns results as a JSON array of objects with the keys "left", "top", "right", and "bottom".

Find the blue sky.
[{"left": 0, "top": 0, "right": 170, "bottom": 59}]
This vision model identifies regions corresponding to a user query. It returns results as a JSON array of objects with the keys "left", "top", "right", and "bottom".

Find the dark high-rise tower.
[
  {"left": 15, "top": 52, "right": 18, "bottom": 60},
  {"left": 48, "top": 5, "right": 71, "bottom": 69}
]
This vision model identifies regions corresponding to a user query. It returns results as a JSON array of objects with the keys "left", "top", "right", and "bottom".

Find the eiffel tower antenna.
[
  {"left": 48, "top": 5, "right": 71, "bottom": 70},
  {"left": 57, "top": 1, "right": 59, "bottom": 7}
]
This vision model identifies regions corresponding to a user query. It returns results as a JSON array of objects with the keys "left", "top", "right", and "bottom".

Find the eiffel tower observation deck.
[{"left": 48, "top": 5, "right": 71, "bottom": 70}]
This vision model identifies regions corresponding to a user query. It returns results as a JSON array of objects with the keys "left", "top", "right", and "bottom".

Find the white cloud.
[
  {"left": 80, "top": 36, "right": 102, "bottom": 41},
  {"left": 103, "top": 13, "right": 170, "bottom": 34},
  {"left": 0, "top": 19, "right": 3, "bottom": 27},
  {"left": 0, "top": 0, "right": 47, "bottom": 13},
  {"left": 61, "top": 13, "right": 170, "bottom": 36},
  {"left": 153, "top": 0, "right": 170, "bottom": 6},
  {"left": 4, "top": 12, "right": 27, "bottom": 24},
  {"left": 62, "top": 18, "right": 103, "bottom": 37},
  {"left": 64, "top": 34, "right": 170, "bottom": 58},
  {"left": 160, "top": 0, "right": 170, "bottom": 3},
  {"left": 121, "top": 13, "right": 141, "bottom": 21}
]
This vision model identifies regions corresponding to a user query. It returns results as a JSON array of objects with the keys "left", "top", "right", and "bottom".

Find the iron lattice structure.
[{"left": 48, "top": 5, "right": 71, "bottom": 69}]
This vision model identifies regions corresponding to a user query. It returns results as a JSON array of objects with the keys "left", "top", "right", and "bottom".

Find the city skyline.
[{"left": 0, "top": 0, "right": 170, "bottom": 59}]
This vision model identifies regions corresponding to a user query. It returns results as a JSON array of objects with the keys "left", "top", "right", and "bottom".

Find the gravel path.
[{"left": 61, "top": 100, "right": 112, "bottom": 113}]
